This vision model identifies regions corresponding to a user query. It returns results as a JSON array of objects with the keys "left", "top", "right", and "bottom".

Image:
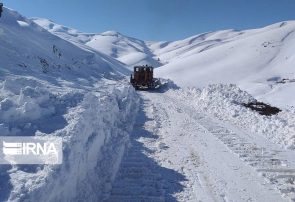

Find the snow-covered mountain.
[
  {"left": 32, "top": 18, "right": 163, "bottom": 68},
  {"left": 33, "top": 18, "right": 295, "bottom": 108},
  {"left": 2, "top": 6, "right": 295, "bottom": 202}
]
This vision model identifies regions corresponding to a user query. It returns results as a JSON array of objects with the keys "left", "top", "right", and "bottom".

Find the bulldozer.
[{"left": 130, "top": 65, "right": 160, "bottom": 90}]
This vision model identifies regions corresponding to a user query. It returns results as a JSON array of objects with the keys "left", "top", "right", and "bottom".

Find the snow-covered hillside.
[
  {"left": 32, "top": 18, "right": 162, "bottom": 68},
  {"left": 33, "top": 18, "right": 295, "bottom": 108},
  {"left": 0, "top": 11, "right": 130, "bottom": 78},
  {"left": 155, "top": 22, "right": 295, "bottom": 108}
]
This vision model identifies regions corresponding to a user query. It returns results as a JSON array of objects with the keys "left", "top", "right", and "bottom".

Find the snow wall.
[{"left": 2, "top": 83, "right": 139, "bottom": 202}]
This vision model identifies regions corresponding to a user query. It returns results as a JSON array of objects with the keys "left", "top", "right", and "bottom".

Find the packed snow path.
[{"left": 107, "top": 89, "right": 295, "bottom": 201}]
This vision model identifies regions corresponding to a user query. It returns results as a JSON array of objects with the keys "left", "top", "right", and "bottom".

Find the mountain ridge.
[{"left": 29, "top": 17, "right": 295, "bottom": 107}]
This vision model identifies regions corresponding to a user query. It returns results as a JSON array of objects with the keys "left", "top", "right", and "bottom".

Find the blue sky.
[{"left": 3, "top": 0, "right": 295, "bottom": 41}]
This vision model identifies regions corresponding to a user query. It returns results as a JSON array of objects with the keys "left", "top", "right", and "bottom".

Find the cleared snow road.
[{"left": 107, "top": 89, "right": 295, "bottom": 202}]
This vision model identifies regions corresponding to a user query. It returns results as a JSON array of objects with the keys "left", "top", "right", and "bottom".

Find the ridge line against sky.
[{"left": 2, "top": 0, "right": 295, "bottom": 41}]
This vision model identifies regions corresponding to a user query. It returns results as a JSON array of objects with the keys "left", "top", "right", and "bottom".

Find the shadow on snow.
[{"left": 109, "top": 96, "right": 186, "bottom": 201}]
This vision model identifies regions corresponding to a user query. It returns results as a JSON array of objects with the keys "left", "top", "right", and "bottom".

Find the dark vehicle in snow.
[{"left": 130, "top": 65, "right": 160, "bottom": 90}]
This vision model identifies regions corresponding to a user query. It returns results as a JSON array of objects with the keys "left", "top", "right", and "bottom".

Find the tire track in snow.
[
  {"left": 144, "top": 90, "right": 289, "bottom": 201},
  {"left": 106, "top": 97, "right": 186, "bottom": 202},
  {"left": 174, "top": 90, "right": 295, "bottom": 201},
  {"left": 196, "top": 117, "right": 295, "bottom": 201}
]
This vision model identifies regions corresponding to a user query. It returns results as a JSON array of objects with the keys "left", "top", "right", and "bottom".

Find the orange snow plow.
[{"left": 130, "top": 65, "right": 160, "bottom": 90}]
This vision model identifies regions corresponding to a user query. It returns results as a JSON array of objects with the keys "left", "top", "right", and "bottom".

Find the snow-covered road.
[{"left": 107, "top": 89, "right": 295, "bottom": 202}]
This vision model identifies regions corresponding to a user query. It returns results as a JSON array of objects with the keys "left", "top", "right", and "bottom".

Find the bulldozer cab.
[{"left": 130, "top": 65, "right": 160, "bottom": 90}]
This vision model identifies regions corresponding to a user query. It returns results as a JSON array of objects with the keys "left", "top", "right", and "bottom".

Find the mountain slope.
[
  {"left": 1, "top": 11, "right": 130, "bottom": 79},
  {"left": 32, "top": 18, "right": 162, "bottom": 68},
  {"left": 155, "top": 21, "right": 295, "bottom": 107}
]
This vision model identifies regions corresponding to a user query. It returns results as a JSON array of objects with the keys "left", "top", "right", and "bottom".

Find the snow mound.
[
  {"left": 157, "top": 78, "right": 180, "bottom": 92},
  {"left": 198, "top": 84, "right": 255, "bottom": 104},
  {"left": 178, "top": 84, "right": 295, "bottom": 149}
]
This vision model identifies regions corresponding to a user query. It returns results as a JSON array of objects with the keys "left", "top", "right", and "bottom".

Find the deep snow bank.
[
  {"left": 3, "top": 80, "right": 139, "bottom": 202},
  {"left": 176, "top": 84, "right": 295, "bottom": 149}
]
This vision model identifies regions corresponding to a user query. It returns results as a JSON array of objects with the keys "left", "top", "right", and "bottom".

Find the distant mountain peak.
[{"left": 101, "top": 30, "right": 122, "bottom": 37}]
